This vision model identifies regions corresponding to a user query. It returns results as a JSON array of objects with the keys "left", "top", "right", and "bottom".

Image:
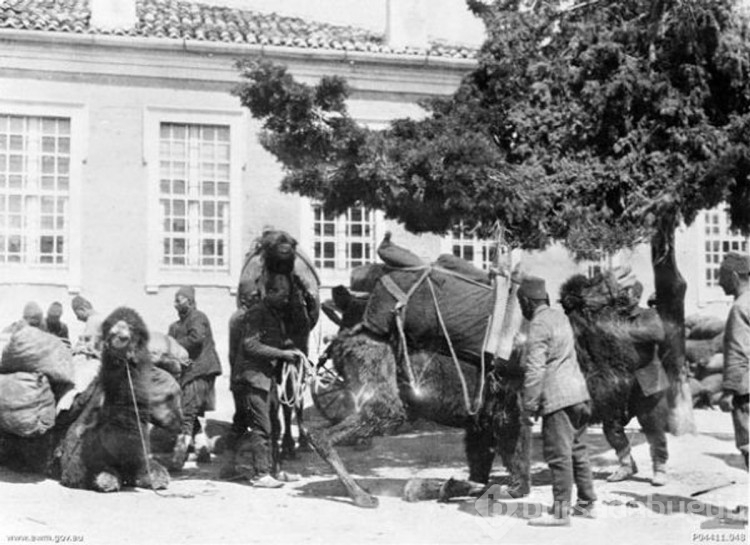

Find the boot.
[
  {"left": 170, "top": 433, "right": 192, "bottom": 471},
  {"left": 253, "top": 474, "right": 284, "bottom": 488},
  {"left": 194, "top": 432, "right": 211, "bottom": 464},
  {"left": 651, "top": 464, "right": 667, "bottom": 487},
  {"left": 607, "top": 455, "right": 638, "bottom": 482},
  {"left": 571, "top": 501, "right": 597, "bottom": 519}
]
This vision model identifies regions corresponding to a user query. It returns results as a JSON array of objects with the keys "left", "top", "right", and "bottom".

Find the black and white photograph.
[{"left": 0, "top": 0, "right": 748, "bottom": 543}]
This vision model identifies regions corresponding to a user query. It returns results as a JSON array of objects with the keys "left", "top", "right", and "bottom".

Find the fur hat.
[
  {"left": 71, "top": 295, "right": 92, "bottom": 311},
  {"left": 22, "top": 302, "right": 43, "bottom": 325},
  {"left": 47, "top": 301, "right": 63, "bottom": 317},
  {"left": 518, "top": 276, "right": 547, "bottom": 300},
  {"left": 176, "top": 286, "right": 195, "bottom": 303},
  {"left": 721, "top": 252, "right": 750, "bottom": 275}
]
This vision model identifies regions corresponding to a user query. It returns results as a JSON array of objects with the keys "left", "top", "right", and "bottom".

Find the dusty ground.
[{"left": 0, "top": 375, "right": 747, "bottom": 545}]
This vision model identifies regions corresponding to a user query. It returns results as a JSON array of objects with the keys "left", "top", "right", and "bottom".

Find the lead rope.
[
  {"left": 278, "top": 349, "right": 318, "bottom": 408},
  {"left": 125, "top": 362, "right": 195, "bottom": 499}
]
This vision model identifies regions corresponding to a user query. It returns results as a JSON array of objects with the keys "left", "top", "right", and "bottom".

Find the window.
[
  {"left": 159, "top": 123, "right": 230, "bottom": 272},
  {"left": 313, "top": 204, "right": 377, "bottom": 271},
  {"left": 703, "top": 208, "right": 749, "bottom": 288},
  {"left": 144, "top": 107, "right": 244, "bottom": 292},
  {"left": 447, "top": 225, "right": 505, "bottom": 270},
  {"left": 583, "top": 250, "right": 611, "bottom": 279},
  {"left": 0, "top": 115, "right": 70, "bottom": 267}
]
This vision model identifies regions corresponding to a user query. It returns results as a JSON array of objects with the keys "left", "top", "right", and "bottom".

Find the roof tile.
[{"left": 0, "top": 0, "right": 476, "bottom": 59}]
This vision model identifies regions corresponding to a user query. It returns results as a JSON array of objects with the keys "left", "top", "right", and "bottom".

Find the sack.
[
  {"left": 149, "top": 332, "right": 189, "bottom": 377},
  {"left": 666, "top": 377, "right": 697, "bottom": 436},
  {"left": 56, "top": 355, "right": 101, "bottom": 415},
  {"left": 0, "top": 372, "right": 56, "bottom": 437},
  {"left": 685, "top": 339, "right": 717, "bottom": 366},
  {"left": 150, "top": 367, "right": 182, "bottom": 432},
  {"left": 686, "top": 314, "right": 726, "bottom": 340},
  {"left": 434, "top": 254, "right": 491, "bottom": 285},
  {"left": 1, "top": 325, "right": 74, "bottom": 389},
  {"left": 364, "top": 266, "right": 494, "bottom": 363},
  {"left": 377, "top": 235, "right": 424, "bottom": 268},
  {"left": 350, "top": 263, "right": 389, "bottom": 293}
]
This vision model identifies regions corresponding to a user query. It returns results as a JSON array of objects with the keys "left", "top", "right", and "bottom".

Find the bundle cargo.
[
  {"left": 148, "top": 332, "right": 190, "bottom": 377},
  {"left": 363, "top": 265, "right": 495, "bottom": 364},
  {"left": 0, "top": 325, "right": 74, "bottom": 390},
  {"left": 150, "top": 367, "right": 182, "bottom": 432},
  {"left": 0, "top": 372, "right": 56, "bottom": 437}
]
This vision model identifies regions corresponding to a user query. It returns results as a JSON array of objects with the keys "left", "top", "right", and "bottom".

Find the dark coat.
[
  {"left": 168, "top": 307, "right": 222, "bottom": 387},
  {"left": 232, "top": 299, "right": 291, "bottom": 392}
]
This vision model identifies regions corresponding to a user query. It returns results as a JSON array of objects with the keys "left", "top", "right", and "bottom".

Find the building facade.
[{"left": 0, "top": 0, "right": 744, "bottom": 363}]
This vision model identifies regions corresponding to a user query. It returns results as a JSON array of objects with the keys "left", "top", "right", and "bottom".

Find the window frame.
[
  {"left": 0, "top": 99, "right": 85, "bottom": 292},
  {"left": 143, "top": 106, "right": 245, "bottom": 293},
  {"left": 440, "top": 225, "right": 505, "bottom": 271},
  {"left": 697, "top": 206, "right": 749, "bottom": 304},
  {"left": 299, "top": 198, "right": 384, "bottom": 287}
]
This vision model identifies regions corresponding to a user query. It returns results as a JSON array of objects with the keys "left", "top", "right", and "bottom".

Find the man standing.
[
  {"left": 168, "top": 286, "right": 222, "bottom": 470},
  {"left": 228, "top": 273, "right": 299, "bottom": 488},
  {"left": 44, "top": 301, "right": 70, "bottom": 346},
  {"left": 71, "top": 295, "right": 103, "bottom": 356},
  {"left": 718, "top": 252, "right": 750, "bottom": 470},
  {"left": 518, "top": 275, "right": 596, "bottom": 526},
  {"left": 605, "top": 281, "right": 671, "bottom": 486}
]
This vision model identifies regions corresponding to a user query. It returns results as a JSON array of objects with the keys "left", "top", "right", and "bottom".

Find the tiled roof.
[{"left": 0, "top": 0, "right": 476, "bottom": 59}]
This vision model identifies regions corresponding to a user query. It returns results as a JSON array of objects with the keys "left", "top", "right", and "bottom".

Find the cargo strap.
[{"left": 383, "top": 267, "right": 487, "bottom": 416}]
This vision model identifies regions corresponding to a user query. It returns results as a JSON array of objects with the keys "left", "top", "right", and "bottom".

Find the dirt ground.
[{"left": 0, "top": 375, "right": 747, "bottom": 545}]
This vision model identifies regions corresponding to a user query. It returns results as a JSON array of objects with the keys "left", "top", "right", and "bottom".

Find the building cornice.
[{"left": 0, "top": 29, "right": 476, "bottom": 98}]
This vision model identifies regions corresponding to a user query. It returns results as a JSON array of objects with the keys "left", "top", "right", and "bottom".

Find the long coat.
[{"left": 169, "top": 307, "right": 222, "bottom": 387}]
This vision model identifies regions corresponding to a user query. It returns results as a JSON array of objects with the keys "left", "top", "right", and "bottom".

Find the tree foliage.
[{"left": 233, "top": 0, "right": 750, "bottom": 260}]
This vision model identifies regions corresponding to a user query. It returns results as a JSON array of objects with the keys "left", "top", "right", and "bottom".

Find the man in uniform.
[
  {"left": 605, "top": 281, "right": 671, "bottom": 486},
  {"left": 518, "top": 275, "right": 596, "bottom": 526},
  {"left": 718, "top": 252, "right": 750, "bottom": 470}
]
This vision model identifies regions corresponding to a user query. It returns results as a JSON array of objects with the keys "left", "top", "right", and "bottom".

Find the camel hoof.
[
  {"left": 135, "top": 461, "right": 170, "bottom": 490},
  {"left": 92, "top": 471, "right": 121, "bottom": 493},
  {"left": 354, "top": 494, "right": 379, "bottom": 509}
]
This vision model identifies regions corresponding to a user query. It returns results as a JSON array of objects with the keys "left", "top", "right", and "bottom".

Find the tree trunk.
[{"left": 651, "top": 218, "right": 696, "bottom": 435}]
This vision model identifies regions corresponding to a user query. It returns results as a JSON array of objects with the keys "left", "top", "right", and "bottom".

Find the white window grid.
[
  {"left": 703, "top": 209, "right": 749, "bottom": 288},
  {"left": 313, "top": 204, "right": 376, "bottom": 271},
  {"left": 0, "top": 114, "right": 69, "bottom": 267},
  {"left": 158, "top": 122, "right": 230, "bottom": 273},
  {"left": 449, "top": 226, "right": 504, "bottom": 270}
]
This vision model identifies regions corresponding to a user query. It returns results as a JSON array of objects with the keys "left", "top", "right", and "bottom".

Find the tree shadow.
[{"left": 705, "top": 452, "right": 747, "bottom": 471}]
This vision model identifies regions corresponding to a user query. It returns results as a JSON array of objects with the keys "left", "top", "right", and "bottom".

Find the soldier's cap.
[
  {"left": 518, "top": 275, "right": 547, "bottom": 300},
  {"left": 721, "top": 252, "right": 750, "bottom": 274}
]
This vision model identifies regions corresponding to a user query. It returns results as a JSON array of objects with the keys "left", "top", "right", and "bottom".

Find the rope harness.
[
  {"left": 380, "top": 265, "right": 498, "bottom": 416},
  {"left": 125, "top": 360, "right": 195, "bottom": 499}
]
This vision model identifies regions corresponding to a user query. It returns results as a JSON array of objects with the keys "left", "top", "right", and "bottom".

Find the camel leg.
[
  {"left": 296, "top": 402, "right": 312, "bottom": 452},
  {"left": 465, "top": 421, "right": 497, "bottom": 484},
  {"left": 304, "top": 415, "right": 380, "bottom": 509},
  {"left": 280, "top": 403, "right": 296, "bottom": 460},
  {"left": 497, "top": 420, "right": 531, "bottom": 497}
]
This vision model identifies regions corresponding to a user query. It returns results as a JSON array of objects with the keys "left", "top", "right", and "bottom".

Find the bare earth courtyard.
[{"left": 0, "top": 376, "right": 747, "bottom": 545}]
